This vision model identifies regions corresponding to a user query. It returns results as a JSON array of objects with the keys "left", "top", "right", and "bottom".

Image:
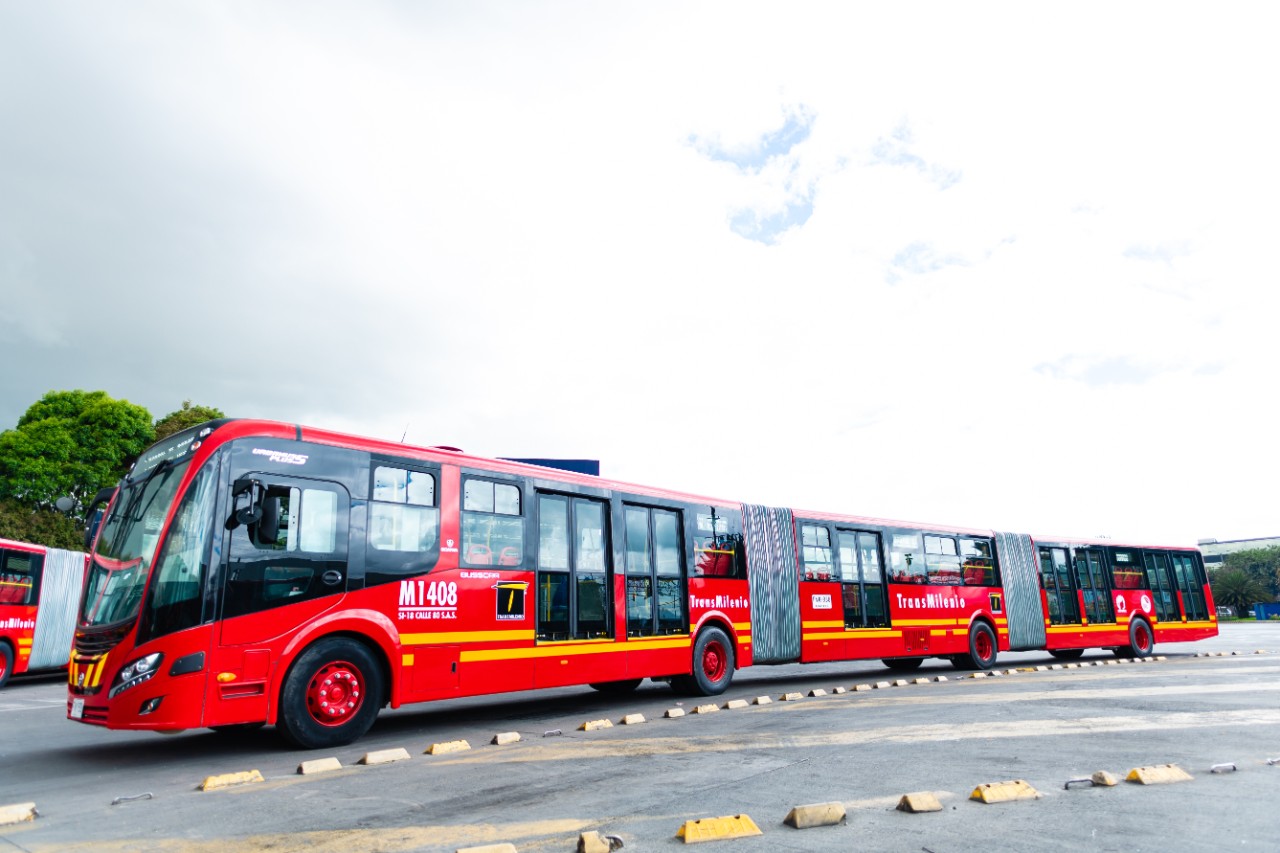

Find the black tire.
[
  {"left": 0, "top": 642, "right": 12, "bottom": 689},
  {"left": 277, "top": 637, "right": 383, "bottom": 749},
  {"left": 589, "top": 678, "right": 643, "bottom": 694},
  {"left": 882, "top": 657, "right": 924, "bottom": 672},
  {"left": 956, "top": 622, "right": 998, "bottom": 671},
  {"left": 674, "top": 627, "right": 734, "bottom": 697},
  {"left": 1118, "top": 618, "right": 1154, "bottom": 658},
  {"left": 1049, "top": 648, "right": 1084, "bottom": 660}
]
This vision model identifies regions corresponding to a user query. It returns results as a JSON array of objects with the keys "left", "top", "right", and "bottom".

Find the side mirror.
[
  {"left": 226, "top": 479, "right": 265, "bottom": 530},
  {"left": 81, "top": 487, "right": 118, "bottom": 550}
]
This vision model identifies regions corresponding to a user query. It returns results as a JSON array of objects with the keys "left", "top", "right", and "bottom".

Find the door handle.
[{"left": 321, "top": 570, "right": 343, "bottom": 586}]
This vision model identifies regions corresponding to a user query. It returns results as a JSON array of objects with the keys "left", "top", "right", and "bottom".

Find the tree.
[
  {"left": 1221, "top": 547, "right": 1280, "bottom": 600},
  {"left": 0, "top": 390, "right": 154, "bottom": 526},
  {"left": 154, "top": 400, "right": 225, "bottom": 442},
  {"left": 0, "top": 498, "right": 82, "bottom": 550},
  {"left": 1210, "top": 569, "right": 1271, "bottom": 617}
]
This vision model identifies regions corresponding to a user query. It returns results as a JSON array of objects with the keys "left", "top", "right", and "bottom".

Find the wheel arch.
[
  {"left": 270, "top": 613, "right": 397, "bottom": 724},
  {"left": 691, "top": 612, "right": 740, "bottom": 671},
  {"left": 965, "top": 611, "right": 1001, "bottom": 649}
]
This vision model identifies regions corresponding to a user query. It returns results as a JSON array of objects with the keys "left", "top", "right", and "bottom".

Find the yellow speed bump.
[
  {"left": 620, "top": 714, "right": 646, "bottom": 725},
  {"left": 897, "top": 792, "right": 943, "bottom": 813},
  {"left": 361, "top": 748, "right": 411, "bottom": 765},
  {"left": 580, "top": 719, "right": 614, "bottom": 731},
  {"left": 753, "top": 695, "right": 772, "bottom": 705},
  {"left": 492, "top": 731, "right": 522, "bottom": 745},
  {"left": 0, "top": 802, "right": 37, "bottom": 826},
  {"left": 676, "top": 814, "right": 763, "bottom": 843},
  {"left": 426, "top": 740, "right": 471, "bottom": 756},
  {"left": 693, "top": 704, "right": 719, "bottom": 715},
  {"left": 723, "top": 699, "right": 749, "bottom": 710},
  {"left": 781, "top": 692, "right": 803, "bottom": 701},
  {"left": 1126, "top": 764, "right": 1193, "bottom": 785},
  {"left": 665, "top": 708, "right": 686, "bottom": 718},
  {"left": 783, "top": 801, "right": 846, "bottom": 828},
  {"left": 297, "top": 757, "right": 342, "bottom": 775},
  {"left": 199, "top": 769, "right": 264, "bottom": 791},
  {"left": 970, "top": 780, "right": 1040, "bottom": 803}
]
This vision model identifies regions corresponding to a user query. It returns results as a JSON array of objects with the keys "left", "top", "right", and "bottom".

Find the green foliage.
[
  {"left": 0, "top": 498, "right": 84, "bottom": 550},
  {"left": 1210, "top": 568, "right": 1272, "bottom": 615},
  {"left": 0, "top": 390, "right": 154, "bottom": 523},
  {"left": 154, "top": 400, "right": 225, "bottom": 443},
  {"left": 1221, "top": 546, "right": 1280, "bottom": 599}
]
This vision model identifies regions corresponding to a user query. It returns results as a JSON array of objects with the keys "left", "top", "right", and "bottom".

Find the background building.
[{"left": 1197, "top": 536, "right": 1280, "bottom": 568}]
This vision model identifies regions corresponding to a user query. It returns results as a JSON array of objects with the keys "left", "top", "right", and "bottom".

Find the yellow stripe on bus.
[
  {"left": 733, "top": 622, "right": 752, "bottom": 633},
  {"left": 805, "top": 630, "right": 899, "bottom": 641},
  {"left": 400, "top": 630, "right": 536, "bottom": 645},
  {"left": 460, "top": 635, "right": 690, "bottom": 663}
]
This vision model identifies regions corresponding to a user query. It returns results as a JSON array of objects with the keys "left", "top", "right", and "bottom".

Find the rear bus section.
[
  {"left": 1033, "top": 539, "right": 1216, "bottom": 659},
  {"left": 1, "top": 538, "right": 82, "bottom": 688}
]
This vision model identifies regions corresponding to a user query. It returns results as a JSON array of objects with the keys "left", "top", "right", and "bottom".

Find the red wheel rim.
[
  {"left": 701, "top": 640, "right": 727, "bottom": 682},
  {"left": 1136, "top": 624, "right": 1151, "bottom": 654},
  {"left": 305, "top": 661, "right": 364, "bottom": 727},
  {"left": 975, "top": 630, "right": 993, "bottom": 662}
]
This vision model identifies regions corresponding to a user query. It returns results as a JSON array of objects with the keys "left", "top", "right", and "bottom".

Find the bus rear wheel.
[
  {"left": 277, "top": 638, "right": 383, "bottom": 749},
  {"left": 0, "top": 642, "right": 12, "bottom": 689},
  {"left": 955, "top": 622, "right": 998, "bottom": 671},
  {"left": 1117, "top": 618, "right": 1154, "bottom": 658},
  {"left": 672, "top": 627, "right": 734, "bottom": 696}
]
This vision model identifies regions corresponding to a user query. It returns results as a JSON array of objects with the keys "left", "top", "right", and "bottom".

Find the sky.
[{"left": 2, "top": 2, "right": 1277, "bottom": 547}]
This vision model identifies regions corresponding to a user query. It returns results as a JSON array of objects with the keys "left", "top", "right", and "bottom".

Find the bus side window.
[
  {"left": 462, "top": 478, "right": 524, "bottom": 568},
  {"left": 960, "top": 538, "right": 995, "bottom": 585}
]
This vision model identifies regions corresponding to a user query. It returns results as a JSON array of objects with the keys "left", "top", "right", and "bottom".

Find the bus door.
[
  {"left": 1073, "top": 548, "right": 1114, "bottom": 624},
  {"left": 1141, "top": 552, "right": 1178, "bottom": 622},
  {"left": 1169, "top": 552, "right": 1209, "bottom": 621},
  {"left": 1037, "top": 547, "right": 1080, "bottom": 625},
  {"left": 836, "top": 529, "right": 887, "bottom": 628},
  {"left": 219, "top": 474, "right": 351, "bottom": 649},
  {"left": 533, "top": 493, "right": 617, "bottom": 687}
]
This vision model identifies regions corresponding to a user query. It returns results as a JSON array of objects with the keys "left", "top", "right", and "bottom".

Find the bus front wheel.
[
  {"left": 277, "top": 637, "right": 384, "bottom": 749},
  {"left": 672, "top": 627, "right": 734, "bottom": 696}
]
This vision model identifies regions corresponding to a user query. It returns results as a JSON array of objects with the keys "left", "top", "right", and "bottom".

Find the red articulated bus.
[
  {"left": 66, "top": 419, "right": 1217, "bottom": 747},
  {"left": 1, "top": 537, "right": 85, "bottom": 688}
]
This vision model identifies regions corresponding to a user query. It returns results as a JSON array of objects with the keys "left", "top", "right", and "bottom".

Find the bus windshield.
[{"left": 80, "top": 454, "right": 193, "bottom": 628}]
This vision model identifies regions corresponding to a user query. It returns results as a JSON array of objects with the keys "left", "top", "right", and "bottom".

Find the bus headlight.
[{"left": 109, "top": 653, "right": 164, "bottom": 698}]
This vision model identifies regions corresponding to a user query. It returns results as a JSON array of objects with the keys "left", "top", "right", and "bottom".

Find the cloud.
[{"left": 3, "top": 2, "right": 1280, "bottom": 546}]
